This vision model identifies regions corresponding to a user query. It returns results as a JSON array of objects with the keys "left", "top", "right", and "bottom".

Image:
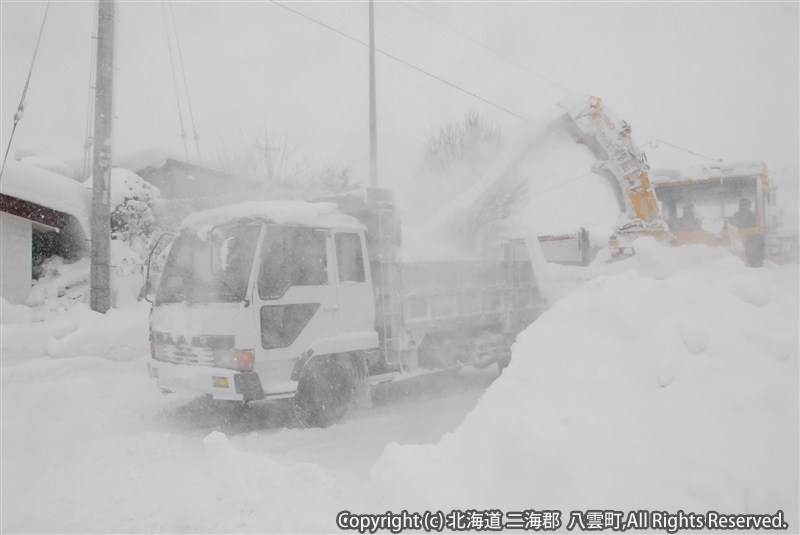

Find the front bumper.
[{"left": 147, "top": 359, "right": 265, "bottom": 402}]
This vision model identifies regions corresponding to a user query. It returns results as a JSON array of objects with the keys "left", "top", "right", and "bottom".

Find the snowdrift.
[{"left": 371, "top": 243, "right": 799, "bottom": 524}]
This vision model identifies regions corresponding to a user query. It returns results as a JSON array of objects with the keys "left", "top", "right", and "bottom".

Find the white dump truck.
[{"left": 147, "top": 188, "right": 542, "bottom": 426}]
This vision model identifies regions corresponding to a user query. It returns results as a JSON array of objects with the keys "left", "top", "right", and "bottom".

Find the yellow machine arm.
[{"left": 559, "top": 96, "right": 666, "bottom": 233}]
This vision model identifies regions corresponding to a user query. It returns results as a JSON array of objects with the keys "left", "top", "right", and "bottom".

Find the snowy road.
[
  {"left": 1, "top": 331, "right": 498, "bottom": 532},
  {"left": 151, "top": 365, "right": 498, "bottom": 475}
]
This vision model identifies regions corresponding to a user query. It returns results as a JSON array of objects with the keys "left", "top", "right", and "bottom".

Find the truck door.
[
  {"left": 254, "top": 226, "right": 340, "bottom": 386},
  {"left": 333, "top": 231, "right": 375, "bottom": 335}
]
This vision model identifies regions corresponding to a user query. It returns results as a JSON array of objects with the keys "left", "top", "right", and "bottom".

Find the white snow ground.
[{"left": 1, "top": 242, "right": 798, "bottom": 533}]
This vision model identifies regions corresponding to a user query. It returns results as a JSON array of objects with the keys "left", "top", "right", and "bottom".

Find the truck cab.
[
  {"left": 652, "top": 162, "right": 788, "bottom": 266},
  {"left": 148, "top": 201, "right": 377, "bottom": 425}
]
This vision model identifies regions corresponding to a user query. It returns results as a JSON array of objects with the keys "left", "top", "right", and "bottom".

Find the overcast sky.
[{"left": 2, "top": 1, "right": 798, "bottom": 193}]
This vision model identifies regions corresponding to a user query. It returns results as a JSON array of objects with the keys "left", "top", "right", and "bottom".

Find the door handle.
[{"left": 323, "top": 306, "right": 338, "bottom": 312}]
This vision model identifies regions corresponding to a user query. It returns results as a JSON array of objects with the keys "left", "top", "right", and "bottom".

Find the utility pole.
[
  {"left": 90, "top": 0, "right": 115, "bottom": 313},
  {"left": 368, "top": 0, "right": 378, "bottom": 187}
]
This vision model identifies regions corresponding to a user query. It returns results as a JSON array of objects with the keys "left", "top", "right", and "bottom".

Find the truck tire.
[
  {"left": 293, "top": 357, "right": 354, "bottom": 428},
  {"left": 745, "top": 234, "right": 766, "bottom": 267}
]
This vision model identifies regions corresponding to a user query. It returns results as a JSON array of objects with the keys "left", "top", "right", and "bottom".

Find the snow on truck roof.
[
  {"left": 650, "top": 161, "right": 767, "bottom": 184},
  {"left": 180, "top": 200, "right": 365, "bottom": 238}
]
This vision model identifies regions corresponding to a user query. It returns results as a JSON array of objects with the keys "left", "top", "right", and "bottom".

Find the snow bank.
[
  {"left": 0, "top": 297, "right": 33, "bottom": 324},
  {"left": 3, "top": 419, "right": 357, "bottom": 533},
  {"left": 181, "top": 200, "right": 365, "bottom": 239},
  {"left": 2, "top": 300, "right": 150, "bottom": 363},
  {"left": 110, "top": 238, "right": 146, "bottom": 305},
  {"left": 26, "top": 256, "right": 90, "bottom": 310},
  {"left": 370, "top": 244, "right": 799, "bottom": 523},
  {"left": 44, "top": 301, "right": 151, "bottom": 360}
]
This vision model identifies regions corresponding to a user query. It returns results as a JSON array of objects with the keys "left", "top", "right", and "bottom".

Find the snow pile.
[
  {"left": 109, "top": 239, "right": 146, "bottom": 306},
  {"left": 109, "top": 167, "right": 161, "bottom": 209},
  {"left": 24, "top": 244, "right": 146, "bottom": 312},
  {"left": 370, "top": 244, "right": 799, "bottom": 523},
  {"left": 0, "top": 297, "right": 34, "bottom": 324},
  {"left": 26, "top": 256, "right": 90, "bottom": 311},
  {"left": 545, "top": 239, "right": 735, "bottom": 302},
  {"left": 2, "top": 301, "right": 150, "bottom": 363}
]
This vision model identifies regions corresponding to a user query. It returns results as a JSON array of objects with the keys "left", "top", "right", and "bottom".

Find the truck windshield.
[{"left": 157, "top": 224, "right": 260, "bottom": 304}]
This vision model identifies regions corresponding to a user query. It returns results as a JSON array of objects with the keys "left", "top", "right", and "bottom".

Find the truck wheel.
[
  {"left": 745, "top": 235, "right": 765, "bottom": 267},
  {"left": 293, "top": 357, "right": 354, "bottom": 428}
]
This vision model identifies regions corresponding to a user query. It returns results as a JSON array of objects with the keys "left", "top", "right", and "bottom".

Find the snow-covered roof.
[
  {"left": 180, "top": 200, "right": 365, "bottom": 238},
  {"left": 17, "top": 155, "right": 77, "bottom": 179},
  {"left": 0, "top": 160, "right": 90, "bottom": 231},
  {"left": 60, "top": 148, "right": 175, "bottom": 180},
  {"left": 114, "top": 147, "right": 173, "bottom": 174}
]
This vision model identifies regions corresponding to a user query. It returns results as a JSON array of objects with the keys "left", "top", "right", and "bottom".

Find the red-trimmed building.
[{"left": 0, "top": 161, "right": 89, "bottom": 304}]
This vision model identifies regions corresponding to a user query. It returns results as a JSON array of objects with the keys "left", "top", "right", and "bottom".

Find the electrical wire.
[
  {"left": 269, "top": 0, "right": 533, "bottom": 124},
  {"left": 161, "top": 0, "right": 190, "bottom": 161},
  {"left": 82, "top": 2, "right": 99, "bottom": 179},
  {"left": 399, "top": 3, "right": 723, "bottom": 165},
  {"left": 168, "top": 2, "right": 202, "bottom": 164},
  {"left": 399, "top": 2, "right": 571, "bottom": 96},
  {"left": 1, "top": 1, "right": 52, "bottom": 181},
  {"left": 638, "top": 129, "right": 722, "bottom": 163},
  {"left": 529, "top": 170, "right": 594, "bottom": 197}
]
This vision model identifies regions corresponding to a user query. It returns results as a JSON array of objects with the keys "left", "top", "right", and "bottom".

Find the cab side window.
[
  {"left": 258, "top": 227, "right": 328, "bottom": 299},
  {"left": 335, "top": 233, "right": 365, "bottom": 283}
]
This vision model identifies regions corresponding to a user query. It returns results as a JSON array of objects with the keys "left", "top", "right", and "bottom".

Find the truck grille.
[
  {"left": 158, "top": 343, "right": 215, "bottom": 366},
  {"left": 153, "top": 332, "right": 233, "bottom": 367}
]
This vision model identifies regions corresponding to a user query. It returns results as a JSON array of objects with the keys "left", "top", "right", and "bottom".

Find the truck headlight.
[
  {"left": 213, "top": 348, "right": 237, "bottom": 369},
  {"left": 214, "top": 349, "right": 254, "bottom": 371}
]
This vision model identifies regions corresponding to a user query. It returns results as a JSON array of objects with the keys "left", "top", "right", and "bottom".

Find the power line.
[
  {"left": 399, "top": 2, "right": 571, "bottom": 96},
  {"left": 398, "top": 3, "right": 724, "bottom": 166},
  {"left": 82, "top": 4, "right": 98, "bottom": 179},
  {"left": 269, "top": 0, "right": 533, "bottom": 124},
  {"left": 1, "top": 1, "right": 52, "bottom": 181},
  {"left": 639, "top": 130, "right": 722, "bottom": 163},
  {"left": 169, "top": 2, "right": 202, "bottom": 164},
  {"left": 529, "top": 168, "right": 594, "bottom": 197},
  {"left": 268, "top": 1, "right": 716, "bottom": 188},
  {"left": 161, "top": 0, "right": 190, "bottom": 161}
]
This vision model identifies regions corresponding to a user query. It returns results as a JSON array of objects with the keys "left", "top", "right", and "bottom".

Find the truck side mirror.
[{"left": 144, "top": 232, "right": 174, "bottom": 303}]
